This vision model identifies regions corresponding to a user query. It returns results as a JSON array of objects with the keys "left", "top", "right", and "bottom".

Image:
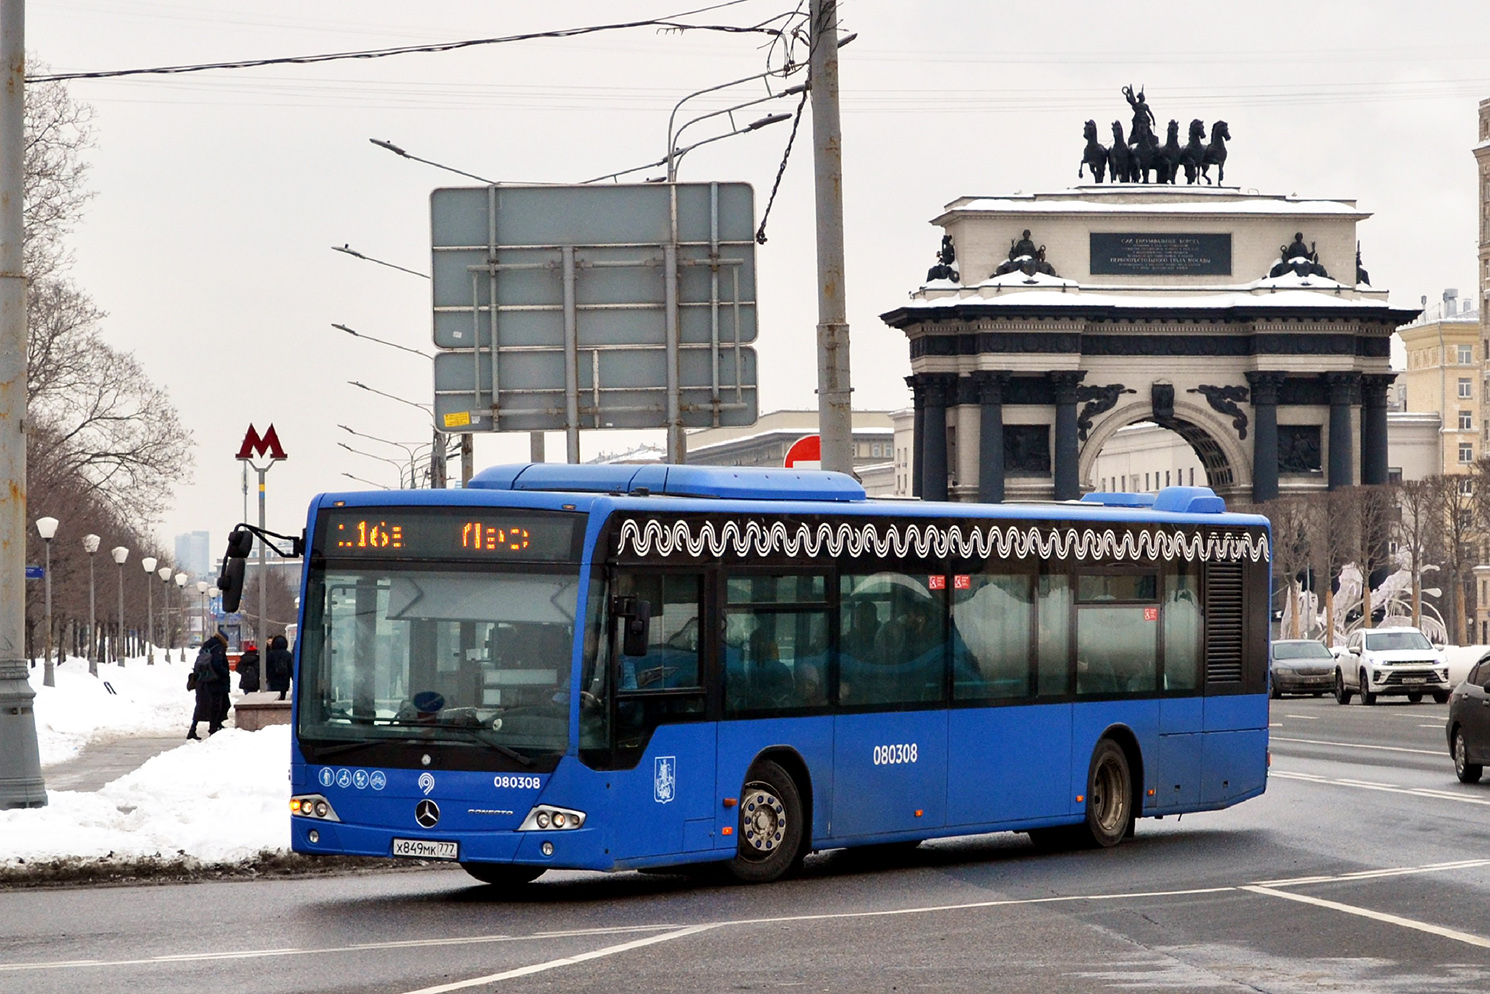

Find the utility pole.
[
  {"left": 0, "top": 0, "right": 48, "bottom": 808},
  {"left": 809, "top": 0, "right": 854, "bottom": 475}
]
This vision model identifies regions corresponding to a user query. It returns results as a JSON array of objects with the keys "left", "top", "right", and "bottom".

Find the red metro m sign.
[{"left": 237, "top": 424, "right": 287, "bottom": 461}]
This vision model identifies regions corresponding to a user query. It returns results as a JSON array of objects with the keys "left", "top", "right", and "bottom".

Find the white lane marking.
[
  {"left": 1269, "top": 722, "right": 1282, "bottom": 727},
  {"left": 1420, "top": 723, "right": 1445, "bottom": 728},
  {"left": 1284, "top": 714, "right": 1320, "bottom": 720},
  {"left": 1255, "top": 860, "right": 1490, "bottom": 887},
  {"left": 398, "top": 925, "right": 717, "bottom": 994},
  {"left": 1271, "top": 769, "right": 1490, "bottom": 806},
  {"left": 1243, "top": 885, "right": 1490, "bottom": 950},
  {"left": 0, "top": 924, "right": 685, "bottom": 973},
  {"left": 1271, "top": 735, "right": 1444, "bottom": 756}
]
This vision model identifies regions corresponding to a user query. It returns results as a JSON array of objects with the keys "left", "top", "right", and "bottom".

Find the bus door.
[
  {"left": 832, "top": 570, "right": 949, "bottom": 839},
  {"left": 605, "top": 571, "right": 717, "bottom": 861}
]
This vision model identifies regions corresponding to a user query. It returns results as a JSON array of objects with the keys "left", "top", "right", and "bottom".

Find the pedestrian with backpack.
[{"left": 187, "top": 630, "right": 232, "bottom": 739}]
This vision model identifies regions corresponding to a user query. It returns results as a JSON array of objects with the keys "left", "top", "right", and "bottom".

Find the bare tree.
[
  {"left": 1263, "top": 497, "right": 1312, "bottom": 638},
  {"left": 1398, "top": 478, "right": 1437, "bottom": 629},
  {"left": 1352, "top": 484, "right": 1398, "bottom": 631},
  {"left": 1305, "top": 489, "right": 1356, "bottom": 645},
  {"left": 23, "top": 70, "right": 95, "bottom": 281},
  {"left": 1432, "top": 474, "right": 1476, "bottom": 643}
]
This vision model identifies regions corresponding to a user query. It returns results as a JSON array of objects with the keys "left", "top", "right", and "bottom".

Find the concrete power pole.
[
  {"left": 809, "top": 0, "right": 854, "bottom": 475},
  {"left": 0, "top": 0, "right": 48, "bottom": 808}
]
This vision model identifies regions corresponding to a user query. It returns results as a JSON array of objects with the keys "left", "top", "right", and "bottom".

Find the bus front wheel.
[
  {"left": 461, "top": 863, "right": 543, "bottom": 887},
  {"left": 1080, "top": 739, "right": 1133, "bottom": 849},
  {"left": 727, "top": 760, "right": 804, "bottom": 884}
]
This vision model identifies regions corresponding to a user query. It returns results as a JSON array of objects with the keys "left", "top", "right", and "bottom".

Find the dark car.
[
  {"left": 1270, "top": 639, "right": 1336, "bottom": 698},
  {"left": 1447, "top": 654, "right": 1490, "bottom": 783}
]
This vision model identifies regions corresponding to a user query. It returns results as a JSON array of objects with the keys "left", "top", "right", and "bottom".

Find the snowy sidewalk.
[{"left": 2, "top": 656, "right": 293, "bottom": 869}]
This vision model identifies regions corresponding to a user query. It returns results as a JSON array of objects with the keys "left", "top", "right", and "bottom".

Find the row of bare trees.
[
  {"left": 22, "top": 71, "right": 196, "bottom": 663},
  {"left": 1258, "top": 468, "right": 1490, "bottom": 646}
]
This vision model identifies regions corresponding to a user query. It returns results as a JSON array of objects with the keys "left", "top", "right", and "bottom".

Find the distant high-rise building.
[{"left": 174, "top": 531, "right": 212, "bottom": 579}]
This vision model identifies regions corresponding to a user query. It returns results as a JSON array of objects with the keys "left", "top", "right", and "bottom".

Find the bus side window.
[
  {"left": 1036, "top": 574, "right": 1071, "bottom": 696},
  {"left": 1163, "top": 569, "right": 1202, "bottom": 690},
  {"left": 724, "top": 574, "right": 828, "bottom": 714},
  {"left": 1076, "top": 571, "right": 1158, "bottom": 695},
  {"left": 951, "top": 572, "right": 1033, "bottom": 701},
  {"left": 614, "top": 574, "right": 703, "bottom": 691},
  {"left": 839, "top": 572, "right": 945, "bottom": 707}
]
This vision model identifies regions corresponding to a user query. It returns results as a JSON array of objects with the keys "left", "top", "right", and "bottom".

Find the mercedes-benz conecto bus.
[{"left": 274, "top": 464, "right": 1270, "bottom": 886}]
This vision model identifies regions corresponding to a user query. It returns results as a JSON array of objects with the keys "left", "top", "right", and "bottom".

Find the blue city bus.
[{"left": 279, "top": 464, "right": 1271, "bottom": 886}]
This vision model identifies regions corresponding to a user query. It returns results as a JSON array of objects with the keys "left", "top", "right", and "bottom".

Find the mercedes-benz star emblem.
[{"left": 414, "top": 799, "right": 440, "bottom": 828}]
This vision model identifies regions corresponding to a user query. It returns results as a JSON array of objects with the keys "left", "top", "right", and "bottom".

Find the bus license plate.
[{"left": 392, "top": 838, "right": 459, "bottom": 860}]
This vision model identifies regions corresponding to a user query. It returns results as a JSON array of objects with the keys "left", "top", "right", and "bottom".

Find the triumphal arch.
[{"left": 882, "top": 183, "right": 1420, "bottom": 505}]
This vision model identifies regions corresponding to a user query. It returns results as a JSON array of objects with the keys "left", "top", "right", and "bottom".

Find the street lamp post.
[
  {"left": 141, "top": 556, "right": 157, "bottom": 664},
  {"left": 82, "top": 533, "right": 100, "bottom": 677},
  {"left": 157, "top": 565, "right": 172, "bottom": 662},
  {"left": 174, "top": 573, "right": 187, "bottom": 660},
  {"left": 196, "top": 580, "right": 209, "bottom": 648},
  {"left": 111, "top": 546, "right": 128, "bottom": 665},
  {"left": 34, "top": 517, "right": 58, "bottom": 687}
]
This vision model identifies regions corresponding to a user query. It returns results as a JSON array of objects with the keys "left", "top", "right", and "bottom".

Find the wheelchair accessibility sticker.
[{"left": 653, "top": 756, "right": 677, "bottom": 804}]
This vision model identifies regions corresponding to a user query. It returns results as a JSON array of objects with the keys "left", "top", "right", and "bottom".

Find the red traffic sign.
[
  {"left": 784, "top": 434, "right": 821, "bottom": 470},
  {"left": 237, "top": 424, "right": 287, "bottom": 461}
]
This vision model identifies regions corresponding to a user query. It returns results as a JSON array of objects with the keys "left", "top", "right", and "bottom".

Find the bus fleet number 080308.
[{"left": 872, "top": 743, "right": 918, "bottom": 766}]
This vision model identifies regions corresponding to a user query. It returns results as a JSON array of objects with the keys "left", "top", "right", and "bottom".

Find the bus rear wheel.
[
  {"left": 461, "top": 863, "right": 543, "bottom": 887},
  {"left": 1080, "top": 739, "right": 1133, "bottom": 849},
  {"left": 727, "top": 760, "right": 804, "bottom": 884}
]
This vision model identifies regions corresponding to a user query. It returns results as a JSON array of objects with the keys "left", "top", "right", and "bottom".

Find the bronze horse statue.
[
  {"left": 1107, "top": 121, "right": 1133, "bottom": 183},
  {"left": 1157, "top": 119, "right": 1183, "bottom": 184},
  {"left": 1128, "top": 127, "right": 1162, "bottom": 184},
  {"left": 1180, "top": 119, "right": 1207, "bottom": 184},
  {"left": 1078, "top": 119, "right": 1108, "bottom": 183},
  {"left": 1200, "top": 120, "right": 1231, "bottom": 185}
]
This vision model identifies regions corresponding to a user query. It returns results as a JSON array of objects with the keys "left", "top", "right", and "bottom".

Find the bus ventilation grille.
[{"left": 1204, "top": 562, "right": 1244, "bottom": 684}]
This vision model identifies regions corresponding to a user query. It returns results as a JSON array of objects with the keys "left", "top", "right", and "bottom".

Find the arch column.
[
  {"left": 1050, "top": 370, "right": 1086, "bottom": 501},
  {"left": 975, "top": 371, "right": 1011, "bottom": 503},
  {"left": 924, "top": 374, "right": 958, "bottom": 501},
  {"left": 1325, "top": 372, "right": 1359, "bottom": 490},
  {"left": 1246, "top": 371, "right": 1285, "bottom": 503},
  {"left": 1360, "top": 374, "right": 1393, "bottom": 486},
  {"left": 906, "top": 375, "right": 926, "bottom": 497}
]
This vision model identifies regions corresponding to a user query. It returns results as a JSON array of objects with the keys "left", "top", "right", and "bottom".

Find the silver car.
[{"left": 1270, "top": 639, "right": 1335, "bottom": 697}]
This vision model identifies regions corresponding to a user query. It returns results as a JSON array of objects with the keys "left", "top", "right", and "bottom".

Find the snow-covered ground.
[{"left": 3, "top": 655, "right": 289, "bottom": 866}]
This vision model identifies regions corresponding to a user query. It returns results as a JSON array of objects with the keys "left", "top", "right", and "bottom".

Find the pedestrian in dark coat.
[
  {"left": 209, "top": 632, "right": 232, "bottom": 729},
  {"left": 238, "top": 642, "right": 261, "bottom": 693},
  {"left": 187, "top": 631, "right": 231, "bottom": 738},
  {"left": 265, "top": 634, "right": 292, "bottom": 700}
]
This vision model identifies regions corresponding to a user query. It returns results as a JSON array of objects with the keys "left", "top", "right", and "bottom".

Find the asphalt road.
[{"left": 4, "top": 696, "right": 1488, "bottom": 994}]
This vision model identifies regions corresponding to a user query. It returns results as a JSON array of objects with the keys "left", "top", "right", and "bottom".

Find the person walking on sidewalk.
[
  {"left": 238, "top": 641, "right": 261, "bottom": 694},
  {"left": 187, "top": 630, "right": 232, "bottom": 739},
  {"left": 265, "top": 634, "right": 292, "bottom": 701}
]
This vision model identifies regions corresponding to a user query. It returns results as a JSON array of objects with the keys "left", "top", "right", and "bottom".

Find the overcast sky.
[{"left": 25, "top": 0, "right": 1490, "bottom": 559}]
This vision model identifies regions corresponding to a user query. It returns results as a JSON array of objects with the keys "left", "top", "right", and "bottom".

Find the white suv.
[{"left": 1332, "top": 627, "right": 1451, "bottom": 706}]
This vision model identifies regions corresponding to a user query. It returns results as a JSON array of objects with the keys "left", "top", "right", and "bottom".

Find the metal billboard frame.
[{"left": 431, "top": 182, "right": 759, "bottom": 462}]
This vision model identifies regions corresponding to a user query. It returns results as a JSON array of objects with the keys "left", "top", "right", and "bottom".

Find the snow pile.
[
  {"left": 31, "top": 654, "right": 199, "bottom": 766},
  {"left": 1, "top": 725, "right": 290, "bottom": 865}
]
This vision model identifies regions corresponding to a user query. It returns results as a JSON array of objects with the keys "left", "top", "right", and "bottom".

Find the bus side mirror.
[
  {"left": 611, "top": 596, "right": 652, "bottom": 657},
  {"left": 217, "top": 527, "right": 253, "bottom": 612},
  {"left": 217, "top": 557, "right": 247, "bottom": 612}
]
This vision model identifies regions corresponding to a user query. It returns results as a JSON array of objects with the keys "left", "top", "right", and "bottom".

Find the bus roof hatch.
[{"left": 467, "top": 464, "right": 867, "bottom": 502}]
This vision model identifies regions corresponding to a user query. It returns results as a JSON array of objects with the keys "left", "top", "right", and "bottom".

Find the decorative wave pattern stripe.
[{"left": 618, "top": 519, "right": 1271, "bottom": 563}]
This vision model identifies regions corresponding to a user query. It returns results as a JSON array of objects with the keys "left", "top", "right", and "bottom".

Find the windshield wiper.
[{"left": 451, "top": 727, "right": 536, "bottom": 767}]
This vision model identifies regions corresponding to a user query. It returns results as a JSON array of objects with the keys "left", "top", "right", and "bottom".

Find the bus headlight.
[
  {"left": 519, "top": 805, "right": 585, "bottom": 831},
  {"left": 290, "top": 794, "right": 340, "bottom": 822}
]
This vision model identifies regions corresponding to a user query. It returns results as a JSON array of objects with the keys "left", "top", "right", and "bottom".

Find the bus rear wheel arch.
[{"left": 727, "top": 759, "right": 806, "bottom": 883}]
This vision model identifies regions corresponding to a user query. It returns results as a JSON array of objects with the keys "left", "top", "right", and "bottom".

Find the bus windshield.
[{"left": 299, "top": 566, "right": 580, "bottom": 760}]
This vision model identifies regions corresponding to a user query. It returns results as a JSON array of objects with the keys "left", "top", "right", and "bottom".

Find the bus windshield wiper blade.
[{"left": 455, "top": 728, "right": 536, "bottom": 767}]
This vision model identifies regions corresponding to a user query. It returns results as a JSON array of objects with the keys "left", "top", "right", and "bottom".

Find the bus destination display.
[{"left": 319, "top": 508, "right": 579, "bottom": 560}]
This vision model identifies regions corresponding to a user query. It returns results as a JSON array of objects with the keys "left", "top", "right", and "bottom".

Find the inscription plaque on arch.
[{"left": 1090, "top": 232, "right": 1232, "bottom": 276}]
